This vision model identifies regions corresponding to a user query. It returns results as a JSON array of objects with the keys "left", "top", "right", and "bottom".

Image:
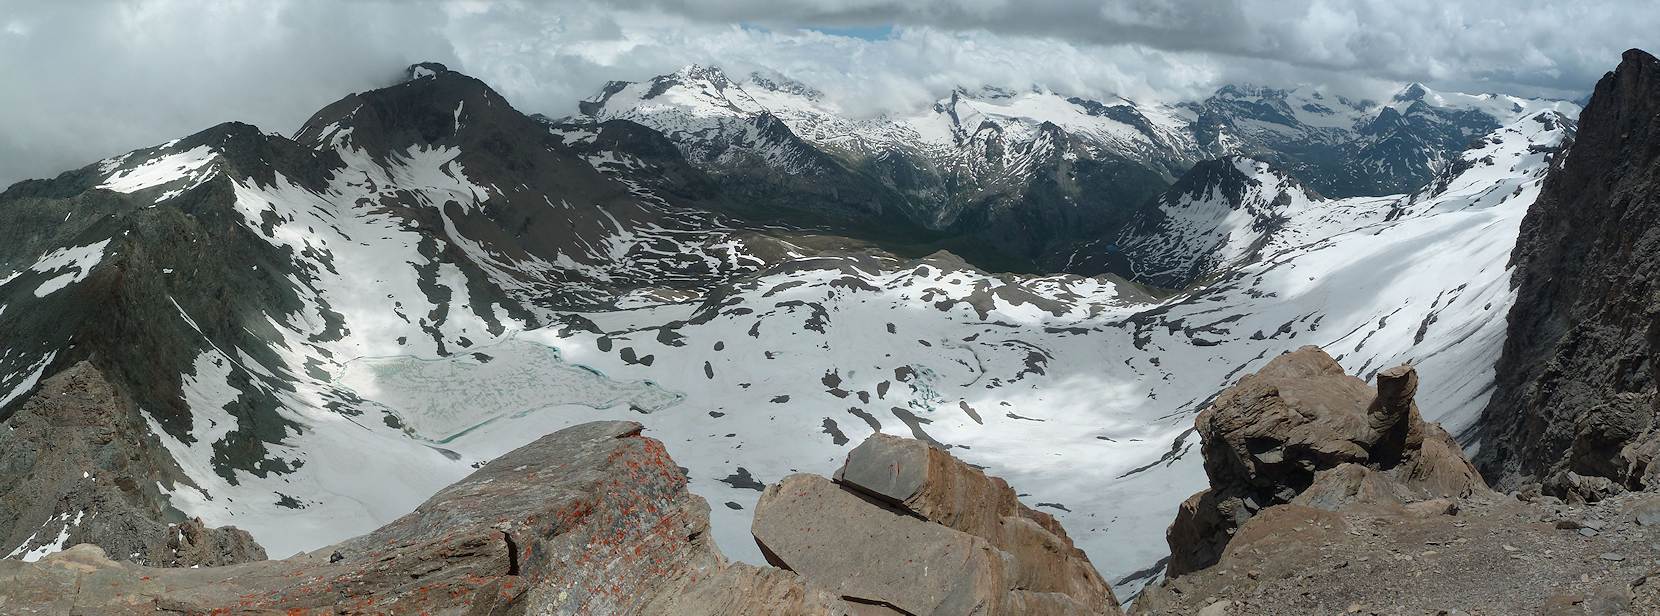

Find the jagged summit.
[
  {"left": 1213, "top": 83, "right": 1294, "bottom": 99},
  {"left": 745, "top": 69, "right": 822, "bottom": 99},
  {"left": 296, "top": 61, "right": 524, "bottom": 156},
  {"left": 404, "top": 61, "right": 451, "bottom": 81},
  {"left": 675, "top": 63, "right": 732, "bottom": 84},
  {"left": 1391, "top": 82, "right": 1430, "bottom": 102},
  {"left": 1623, "top": 46, "right": 1659, "bottom": 66}
]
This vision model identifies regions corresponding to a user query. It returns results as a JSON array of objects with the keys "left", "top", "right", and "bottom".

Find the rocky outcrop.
[
  {"left": 1164, "top": 346, "right": 1485, "bottom": 576},
  {"left": 755, "top": 433, "right": 1122, "bottom": 615},
  {"left": 0, "top": 361, "right": 265, "bottom": 567},
  {"left": 1134, "top": 343, "right": 1660, "bottom": 615},
  {"left": 0, "top": 421, "right": 1115, "bottom": 614},
  {"left": 0, "top": 420, "right": 855, "bottom": 614},
  {"left": 1134, "top": 488, "right": 1660, "bottom": 615},
  {"left": 1476, "top": 49, "right": 1660, "bottom": 490}
]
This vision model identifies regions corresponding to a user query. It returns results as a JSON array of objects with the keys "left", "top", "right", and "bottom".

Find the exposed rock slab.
[
  {"left": 755, "top": 473, "right": 1009, "bottom": 615},
  {"left": 835, "top": 433, "right": 1115, "bottom": 606},
  {"left": 758, "top": 433, "right": 1121, "bottom": 615}
]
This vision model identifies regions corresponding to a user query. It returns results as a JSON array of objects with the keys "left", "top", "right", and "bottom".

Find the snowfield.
[
  {"left": 83, "top": 109, "right": 1569, "bottom": 597},
  {"left": 0, "top": 59, "right": 1575, "bottom": 600}
]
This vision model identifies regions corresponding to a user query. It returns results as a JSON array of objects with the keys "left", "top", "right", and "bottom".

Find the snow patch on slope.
[{"left": 97, "top": 145, "right": 218, "bottom": 194}]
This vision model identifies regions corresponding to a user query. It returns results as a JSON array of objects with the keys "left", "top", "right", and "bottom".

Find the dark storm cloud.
[
  {"left": 0, "top": 0, "right": 1648, "bottom": 188},
  {"left": 0, "top": 0, "right": 456, "bottom": 187},
  {"left": 618, "top": 0, "right": 1650, "bottom": 93}
]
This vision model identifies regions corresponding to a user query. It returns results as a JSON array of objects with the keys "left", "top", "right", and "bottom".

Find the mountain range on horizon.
[
  {"left": 1, "top": 42, "right": 1657, "bottom": 615},
  {"left": 572, "top": 62, "right": 1577, "bottom": 277}
]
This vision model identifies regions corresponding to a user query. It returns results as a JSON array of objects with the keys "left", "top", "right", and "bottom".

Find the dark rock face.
[
  {"left": 1165, "top": 346, "right": 1485, "bottom": 576},
  {"left": 0, "top": 421, "right": 856, "bottom": 614},
  {"left": 755, "top": 433, "right": 1122, "bottom": 615},
  {"left": 0, "top": 362, "right": 265, "bottom": 567},
  {"left": 1475, "top": 49, "right": 1660, "bottom": 490}
]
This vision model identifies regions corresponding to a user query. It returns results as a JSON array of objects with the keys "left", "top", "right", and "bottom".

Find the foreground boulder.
[
  {"left": 0, "top": 420, "right": 853, "bottom": 614},
  {"left": 1133, "top": 346, "right": 1660, "bottom": 614},
  {"left": 0, "top": 362, "right": 265, "bottom": 568},
  {"left": 755, "top": 433, "right": 1122, "bottom": 615},
  {"left": 1164, "top": 346, "right": 1485, "bottom": 576}
]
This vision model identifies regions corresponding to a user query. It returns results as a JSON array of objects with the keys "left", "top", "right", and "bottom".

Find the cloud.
[
  {"left": 0, "top": 0, "right": 455, "bottom": 187},
  {"left": 0, "top": 0, "right": 1643, "bottom": 187},
  {"left": 612, "top": 0, "right": 1648, "bottom": 94}
]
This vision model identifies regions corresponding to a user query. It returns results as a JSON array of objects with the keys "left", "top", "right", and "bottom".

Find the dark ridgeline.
[{"left": 1475, "top": 49, "right": 1660, "bottom": 492}]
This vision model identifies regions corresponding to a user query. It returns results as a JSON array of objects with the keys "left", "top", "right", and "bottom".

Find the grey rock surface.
[
  {"left": 0, "top": 361, "right": 265, "bottom": 568},
  {"left": 1476, "top": 49, "right": 1660, "bottom": 489},
  {"left": 759, "top": 432, "right": 1122, "bottom": 615},
  {"left": 755, "top": 473, "right": 1009, "bottom": 615}
]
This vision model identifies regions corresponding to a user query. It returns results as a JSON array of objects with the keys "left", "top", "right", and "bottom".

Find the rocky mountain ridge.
[
  {"left": 1186, "top": 81, "right": 1576, "bottom": 199},
  {"left": 578, "top": 64, "right": 1575, "bottom": 278},
  {"left": 0, "top": 363, "right": 264, "bottom": 568}
]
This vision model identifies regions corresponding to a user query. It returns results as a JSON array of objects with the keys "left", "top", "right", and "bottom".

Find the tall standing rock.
[
  {"left": 1166, "top": 346, "right": 1485, "bottom": 576},
  {"left": 1475, "top": 49, "right": 1660, "bottom": 489}
]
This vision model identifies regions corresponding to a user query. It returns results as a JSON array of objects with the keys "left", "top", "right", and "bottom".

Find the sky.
[{"left": 0, "top": 0, "right": 1651, "bottom": 188}]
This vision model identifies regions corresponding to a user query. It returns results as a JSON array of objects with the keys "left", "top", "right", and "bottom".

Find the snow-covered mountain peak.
[
  {"left": 1408, "top": 109, "right": 1575, "bottom": 210},
  {"left": 914, "top": 84, "right": 1197, "bottom": 156},
  {"left": 1392, "top": 82, "right": 1431, "bottom": 103},
  {"left": 1213, "top": 83, "right": 1294, "bottom": 100},
  {"left": 1111, "top": 106, "right": 1575, "bottom": 290},
  {"left": 1190, "top": 78, "right": 1578, "bottom": 198},
  {"left": 1379, "top": 82, "right": 1575, "bottom": 124},
  {"left": 582, "top": 63, "right": 1196, "bottom": 159},
  {"left": 745, "top": 70, "right": 824, "bottom": 100},
  {"left": 951, "top": 84, "right": 1025, "bottom": 101},
  {"left": 674, "top": 63, "right": 731, "bottom": 84},
  {"left": 580, "top": 64, "right": 763, "bottom": 122}
]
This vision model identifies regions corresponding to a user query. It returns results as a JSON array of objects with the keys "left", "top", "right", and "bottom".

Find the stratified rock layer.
[
  {"left": 1165, "top": 346, "right": 1484, "bottom": 576},
  {"left": 1477, "top": 49, "right": 1660, "bottom": 489},
  {"left": 757, "top": 433, "right": 1122, "bottom": 615}
]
